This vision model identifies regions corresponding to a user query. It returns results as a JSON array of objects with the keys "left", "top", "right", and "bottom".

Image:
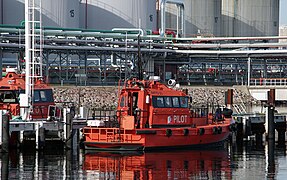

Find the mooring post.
[
  {"left": 35, "top": 122, "right": 45, "bottom": 150},
  {"left": 225, "top": 89, "right": 233, "bottom": 109},
  {"left": 267, "top": 139, "right": 275, "bottom": 179},
  {"left": 225, "top": 89, "right": 237, "bottom": 143},
  {"left": 72, "top": 129, "right": 78, "bottom": 155},
  {"left": 1, "top": 113, "right": 10, "bottom": 153},
  {"left": 1, "top": 153, "right": 9, "bottom": 179},
  {"left": 235, "top": 117, "right": 243, "bottom": 145},
  {"left": 267, "top": 89, "right": 275, "bottom": 140},
  {"left": 20, "top": 130, "right": 24, "bottom": 145},
  {"left": 267, "top": 106, "right": 275, "bottom": 140},
  {"left": 39, "top": 124, "right": 45, "bottom": 150},
  {"left": 64, "top": 109, "right": 72, "bottom": 149},
  {"left": 35, "top": 123, "right": 39, "bottom": 150}
]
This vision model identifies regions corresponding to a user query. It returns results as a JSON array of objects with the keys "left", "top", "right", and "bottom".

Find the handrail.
[
  {"left": 112, "top": 28, "right": 144, "bottom": 36},
  {"left": 250, "top": 78, "right": 287, "bottom": 87}
]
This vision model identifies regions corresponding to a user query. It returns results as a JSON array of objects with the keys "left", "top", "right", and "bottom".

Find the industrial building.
[{"left": 0, "top": 0, "right": 286, "bottom": 86}]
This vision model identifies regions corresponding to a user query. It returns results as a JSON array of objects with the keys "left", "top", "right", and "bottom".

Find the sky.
[{"left": 280, "top": 0, "right": 287, "bottom": 25}]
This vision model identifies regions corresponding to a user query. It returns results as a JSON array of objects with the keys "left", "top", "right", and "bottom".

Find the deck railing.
[
  {"left": 250, "top": 78, "right": 287, "bottom": 87},
  {"left": 85, "top": 128, "right": 139, "bottom": 143}
]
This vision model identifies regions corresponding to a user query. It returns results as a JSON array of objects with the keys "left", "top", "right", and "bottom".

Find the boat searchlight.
[
  {"left": 149, "top": 76, "right": 160, "bottom": 81},
  {"left": 168, "top": 79, "right": 176, "bottom": 86}
]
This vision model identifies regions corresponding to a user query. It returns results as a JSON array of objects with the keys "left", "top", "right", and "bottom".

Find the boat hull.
[{"left": 83, "top": 126, "right": 231, "bottom": 151}]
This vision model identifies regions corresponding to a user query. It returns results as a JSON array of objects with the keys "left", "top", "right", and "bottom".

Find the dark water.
[{"left": 1, "top": 142, "right": 287, "bottom": 179}]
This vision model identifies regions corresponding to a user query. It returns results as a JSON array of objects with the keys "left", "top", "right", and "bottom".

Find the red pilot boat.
[
  {"left": 83, "top": 77, "right": 234, "bottom": 151},
  {"left": 83, "top": 150, "right": 231, "bottom": 179}
]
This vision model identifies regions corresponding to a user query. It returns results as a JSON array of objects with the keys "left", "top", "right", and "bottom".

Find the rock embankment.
[{"left": 52, "top": 86, "right": 260, "bottom": 110}]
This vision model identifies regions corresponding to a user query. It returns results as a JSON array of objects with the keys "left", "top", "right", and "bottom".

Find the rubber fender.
[
  {"left": 229, "top": 124, "right": 237, "bottom": 132},
  {"left": 136, "top": 130, "right": 157, "bottom": 135},
  {"left": 213, "top": 127, "right": 218, "bottom": 134},
  {"left": 199, "top": 128, "right": 205, "bottom": 135},
  {"left": 217, "top": 126, "right": 222, "bottom": 134},
  {"left": 183, "top": 129, "right": 189, "bottom": 136},
  {"left": 166, "top": 129, "right": 172, "bottom": 137}
]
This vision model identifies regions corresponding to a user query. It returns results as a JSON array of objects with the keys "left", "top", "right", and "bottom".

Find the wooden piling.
[
  {"left": 65, "top": 111, "right": 72, "bottom": 149},
  {"left": 0, "top": 153, "right": 9, "bottom": 179},
  {"left": 267, "top": 89, "right": 275, "bottom": 140},
  {"left": 1, "top": 114, "right": 10, "bottom": 153},
  {"left": 225, "top": 89, "right": 233, "bottom": 109},
  {"left": 39, "top": 127, "right": 45, "bottom": 149},
  {"left": 267, "top": 139, "right": 275, "bottom": 179}
]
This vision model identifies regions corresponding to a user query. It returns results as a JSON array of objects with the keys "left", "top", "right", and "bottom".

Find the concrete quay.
[{"left": 52, "top": 85, "right": 260, "bottom": 110}]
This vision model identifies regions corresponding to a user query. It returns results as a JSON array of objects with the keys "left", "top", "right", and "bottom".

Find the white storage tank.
[
  {"left": 2, "top": 0, "right": 79, "bottom": 28},
  {"left": 166, "top": 0, "right": 222, "bottom": 37},
  {"left": 79, "top": 0, "right": 157, "bottom": 31},
  {"left": 222, "top": 0, "right": 279, "bottom": 37},
  {"left": 0, "top": 0, "right": 3, "bottom": 24}
]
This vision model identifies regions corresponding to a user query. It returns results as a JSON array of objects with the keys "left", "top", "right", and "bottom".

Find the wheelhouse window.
[
  {"left": 180, "top": 97, "right": 188, "bottom": 108},
  {"left": 120, "top": 96, "right": 125, "bottom": 107},
  {"left": 40, "top": 91, "right": 47, "bottom": 101},
  {"left": 152, "top": 96, "right": 189, "bottom": 108},
  {"left": 155, "top": 97, "right": 164, "bottom": 108},
  {"left": 34, "top": 91, "right": 40, "bottom": 102},
  {"left": 33, "top": 89, "right": 54, "bottom": 103},
  {"left": 164, "top": 97, "right": 172, "bottom": 107},
  {"left": 0, "top": 91, "right": 18, "bottom": 103},
  {"left": 172, "top": 97, "right": 180, "bottom": 107}
]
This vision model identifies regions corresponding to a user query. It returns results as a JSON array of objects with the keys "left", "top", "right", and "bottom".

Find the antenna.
[{"left": 137, "top": 34, "right": 143, "bottom": 80}]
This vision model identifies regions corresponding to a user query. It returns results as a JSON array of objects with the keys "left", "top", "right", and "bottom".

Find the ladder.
[
  {"left": 24, "top": 0, "right": 43, "bottom": 120},
  {"left": 232, "top": 89, "right": 247, "bottom": 114}
]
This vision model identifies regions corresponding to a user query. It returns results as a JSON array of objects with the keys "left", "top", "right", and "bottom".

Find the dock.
[{"left": 0, "top": 109, "right": 88, "bottom": 152}]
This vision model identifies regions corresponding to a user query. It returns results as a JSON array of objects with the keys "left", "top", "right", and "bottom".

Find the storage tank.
[
  {"left": 2, "top": 0, "right": 79, "bottom": 28},
  {"left": 222, "top": 0, "right": 279, "bottom": 37},
  {"left": 79, "top": 0, "right": 157, "bottom": 31},
  {"left": 0, "top": 0, "right": 3, "bottom": 24},
  {"left": 166, "top": 0, "right": 222, "bottom": 37}
]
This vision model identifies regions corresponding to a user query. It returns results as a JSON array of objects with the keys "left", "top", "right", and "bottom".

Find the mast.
[{"left": 24, "top": 0, "right": 43, "bottom": 120}]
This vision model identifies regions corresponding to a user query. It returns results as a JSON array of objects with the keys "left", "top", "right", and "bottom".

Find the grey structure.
[
  {"left": 0, "top": 0, "right": 281, "bottom": 37},
  {"left": 0, "top": 1, "right": 285, "bottom": 86},
  {"left": 79, "top": 0, "right": 157, "bottom": 31},
  {"left": 0, "top": 0, "right": 3, "bottom": 24},
  {"left": 222, "top": 0, "right": 279, "bottom": 37},
  {"left": 166, "top": 0, "right": 222, "bottom": 37},
  {"left": 2, "top": 0, "right": 79, "bottom": 28},
  {"left": 185, "top": 0, "right": 222, "bottom": 37}
]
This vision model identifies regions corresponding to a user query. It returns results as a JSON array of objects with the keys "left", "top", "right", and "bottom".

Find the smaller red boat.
[
  {"left": 0, "top": 68, "right": 55, "bottom": 119},
  {"left": 83, "top": 77, "right": 235, "bottom": 151}
]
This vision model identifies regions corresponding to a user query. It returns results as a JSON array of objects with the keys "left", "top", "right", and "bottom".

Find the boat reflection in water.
[{"left": 84, "top": 149, "right": 231, "bottom": 179}]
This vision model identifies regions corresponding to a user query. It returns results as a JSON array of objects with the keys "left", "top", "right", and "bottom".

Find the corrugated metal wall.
[
  {"left": 79, "top": 0, "right": 157, "bottom": 30},
  {"left": 0, "top": 0, "right": 281, "bottom": 37},
  {"left": 41, "top": 0, "right": 79, "bottom": 28},
  {"left": 0, "top": 0, "right": 3, "bottom": 24},
  {"left": 222, "top": 0, "right": 279, "bottom": 37},
  {"left": 166, "top": 0, "right": 221, "bottom": 37},
  {"left": 2, "top": 0, "right": 79, "bottom": 28},
  {"left": 185, "top": 0, "right": 222, "bottom": 37}
]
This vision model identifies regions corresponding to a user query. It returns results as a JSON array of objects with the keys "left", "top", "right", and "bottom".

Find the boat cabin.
[
  {"left": 117, "top": 78, "right": 206, "bottom": 130},
  {"left": 0, "top": 71, "right": 55, "bottom": 119}
]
